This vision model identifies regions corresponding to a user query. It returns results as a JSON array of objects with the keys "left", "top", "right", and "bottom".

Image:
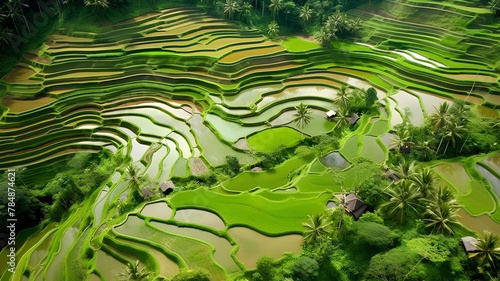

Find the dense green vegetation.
[
  {"left": 0, "top": 0, "right": 499, "bottom": 280},
  {"left": 0, "top": 151, "right": 120, "bottom": 230}
]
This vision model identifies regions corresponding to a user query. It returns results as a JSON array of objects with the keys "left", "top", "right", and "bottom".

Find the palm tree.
[
  {"left": 268, "top": 0, "right": 283, "bottom": 20},
  {"left": 119, "top": 260, "right": 150, "bottom": 281},
  {"left": 267, "top": 21, "right": 279, "bottom": 38},
  {"left": 299, "top": 5, "right": 312, "bottom": 23},
  {"left": 334, "top": 85, "right": 350, "bottom": 111},
  {"left": 292, "top": 102, "right": 312, "bottom": 130},
  {"left": 241, "top": 1, "right": 252, "bottom": 22},
  {"left": 334, "top": 107, "right": 350, "bottom": 130},
  {"left": 411, "top": 168, "right": 435, "bottom": 198},
  {"left": 429, "top": 102, "right": 451, "bottom": 133},
  {"left": 326, "top": 12, "right": 350, "bottom": 34},
  {"left": 424, "top": 200, "right": 460, "bottom": 235},
  {"left": 223, "top": 0, "right": 240, "bottom": 19},
  {"left": 315, "top": 26, "right": 333, "bottom": 47},
  {"left": 390, "top": 127, "right": 412, "bottom": 151},
  {"left": 84, "top": 0, "right": 110, "bottom": 9},
  {"left": 416, "top": 140, "right": 434, "bottom": 161},
  {"left": 470, "top": 231, "right": 500, "bottom": 274},
  {"left": 394, "top": 159, "right": 417, "bottom": 183},
  {"left": 449, "top": 102, "right": 470, "bottom": 126},
  {"left": 326, "top": 12, "right": 341, "bottom": 31},
  {"left": 382, "top": 181, "right": 421, "bottom": 224},
  {"left": 125, "top": 164, "right": 147, "bottom": 201},
  {"left": 302, "top": 214, "right": 332, "bottom": 245},
  {"left": 5, "top": 0, "right": 27, "bottom": 35},
  {"left": 441, "top": 122, "right": 464, "bottom": 155},
  {"left": 424, "top": 185, "right": 455, "bottom": 206},
  {"left": 349, "top": 18, "right": 362, "bottom": 33},
  {"left": 0, "top": 27, "right": 13, "bottom": 49}
]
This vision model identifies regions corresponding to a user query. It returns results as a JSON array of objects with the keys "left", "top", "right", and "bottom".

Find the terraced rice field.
[{"left": 0, "top": 4, "right": 499, "bottom": 280}]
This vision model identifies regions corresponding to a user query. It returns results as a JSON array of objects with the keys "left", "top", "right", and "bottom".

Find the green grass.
[
  {"left": 281, "top": 36, "right": 321, "bottom": 52},
  {"left": 247, "top": 127, "right": 303, "bottom": 153}
]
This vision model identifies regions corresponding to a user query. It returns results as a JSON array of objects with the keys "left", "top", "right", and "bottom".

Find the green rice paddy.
[{"left": 0, "top": 3, "right": 499, "bottom": 280}]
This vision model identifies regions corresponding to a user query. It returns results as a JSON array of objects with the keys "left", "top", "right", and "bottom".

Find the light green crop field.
[{"left": 247, "top": 127, "right": 303, "bottom": 152}]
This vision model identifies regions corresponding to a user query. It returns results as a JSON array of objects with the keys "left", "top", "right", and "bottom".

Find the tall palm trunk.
[
  {"left": 436, "top": 136, "right": 445, "bottom": 155},
  {"left": 459, "top": 133, "right": 470, "bottom": 154},
  {"left": 443, "top": 138, "right": 451, "bottom": 156}
]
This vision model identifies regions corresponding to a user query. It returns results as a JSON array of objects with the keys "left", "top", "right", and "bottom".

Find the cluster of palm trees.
[
  {"left": 331, "top": 85, "right": 364, "bottom": 128},
  {"left": 218, "top": 0, "right": 290, "bottom": 37},
  {"left": 428, "top": 102, "right": 470, "bottom": 156},
  {"left": 84, "top": 0, "right": 111, "bottom": 9},
  {"left": 0, "top": 0, "right": 74, "bottom": 49},
  {"left": 382, "top": 160, "right": 461, "bottom": 235},
  {"left": 315, "top": 11, "right": 362, "bottom": 47},
  {"left": 0, "top": 0, "right": 31, "bottom": 48},
  {"left": 390, "top": 101, "right": 476, "bottom": 160}
]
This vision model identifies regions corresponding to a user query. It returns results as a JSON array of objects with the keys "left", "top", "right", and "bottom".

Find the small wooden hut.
[
  {"left": 461, "top": 236, "right": 479, "bottom": 253},
  {"left": 326, "top": 110, "right": 337, "bottom": 121},
  {"left": 160, "top": 181, "right": 176, "bottom": 195},
  {"left": 344, "top": 193, "right": 367, "bottom": 220}
]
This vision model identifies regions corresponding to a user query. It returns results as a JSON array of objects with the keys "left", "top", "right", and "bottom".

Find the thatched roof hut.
[
  {"left": 326, "top": 110, "right": 337, "bottom": 120},
  {"left": 251, "top": 166, "right": 263, "bottom": 172},
  {"left": 349, "top": 113, "right": 360, "bottom": 125},
  {"left": 160, "top": 181, "right": 175, "bottom": 195},
  {"left": 344, "top": 193, "right": 367, "bottom": 220},
  {"left": 141, "top": 187, "right": 154, "bottom": 200},
  {"left": 385, "top": 169, "right": 400, "bottom": 181},
  {"left": 461, "top": 236, "right": 479, "bottom": 253}
]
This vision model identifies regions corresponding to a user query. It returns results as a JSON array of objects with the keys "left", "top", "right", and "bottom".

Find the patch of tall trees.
[
  {"left": 389, "top": 101, "right": 499, "bottom": 162},
  {"left": 242, "top": 159, "right": 499, "bottom": 281},
  {"left": 0, "top": 151, "right": 120, "bottom": 243}
]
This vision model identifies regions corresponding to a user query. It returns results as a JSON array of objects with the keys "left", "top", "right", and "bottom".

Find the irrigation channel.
[{"left": 0, "top": 6, "right": 499, "bottom": 281}]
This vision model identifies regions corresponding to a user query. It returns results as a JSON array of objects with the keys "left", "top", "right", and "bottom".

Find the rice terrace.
[{"left": 0, "top": 0, "right": 499, "bottom": 280}]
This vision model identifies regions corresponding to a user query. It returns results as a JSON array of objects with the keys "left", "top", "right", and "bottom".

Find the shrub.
[
  {"left": 222, "top": 156, "right": 241, "bottom": 176},
  {"left": 352, "top": 221, "right": 399, "bottom": 250},
  {"left": 256, "top": 256, "right": 276, "bottom": 281},
  {"left": 365, "top": 87, "right": 378, "bottom": 108},
  {"left": 171, "top": 269, "right": 210, "bottom": 281},
  {"left": 292, "top": 256, "right": 319, "bottom": 281}
]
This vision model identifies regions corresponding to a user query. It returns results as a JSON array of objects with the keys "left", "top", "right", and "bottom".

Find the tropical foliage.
[
  {"left": 470, "top": 231, "right": 500, "bottom": 275},
  {"left": 302, "top": 213, "right": 332, "bottom": 245},
  {"left": 118, "top": 260, "right": 150, "bottom": 281},
  {"left": 293, "top": 102, "right": 313, "bottom": 129}
]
